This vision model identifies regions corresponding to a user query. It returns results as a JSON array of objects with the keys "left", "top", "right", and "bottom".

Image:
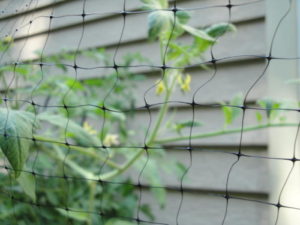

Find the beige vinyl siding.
[{"left": 0, "top": 0, "right": 271, "bottom": 224}]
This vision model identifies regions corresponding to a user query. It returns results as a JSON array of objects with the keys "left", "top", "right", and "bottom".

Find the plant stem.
[
  {"left": 98, "top": 33, "right": 185, "bottom": 181},
  {"left": 99, "top": 147, "right": 145, "bottom": 180},
  {"left": 87, "top": 182, "right": 96, "bottom": 225},
  {"left": 51, "top": 145, "right": 97, "bottom": 180},
  {"left": 34, "top": 135, "right": 121, "bottom": 170},
  {"left": 1, "top": 74, "right": 8, "bottom": 90},
  {"left": 155, "top": 123, "right": 300, "bottom": 144},
  {"left": 14, "top": 75, "right": 19, "bottom": 109},
  {"left": 148, "top": 74, "right": 174, "bottom": 143},
  {"left": 100, "top": 71, "right": 178, "bottom": 181}
]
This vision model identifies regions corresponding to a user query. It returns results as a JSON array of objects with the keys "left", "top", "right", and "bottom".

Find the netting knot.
[
  {"left": 224, "top": 194, "right": 230, "bottom": 200},
  {"left": 113, "top": 63, "right": 118, "bottom": 70},
  {"left": 161, "top": 64, "right": 168, "bottom": 70},
  {"left": 121, "top": 11, "right": 127, "bottom": 17},
  {"left": 226, "top": 4, "right": 233, "bottom": 9},
  {"left": 291, "top": 157, "right": 297, "bottom": 163}
]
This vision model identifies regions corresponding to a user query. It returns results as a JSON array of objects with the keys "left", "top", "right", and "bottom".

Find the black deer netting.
[{"left": 0, "top": 0, "right": 299, "bottom": 224}]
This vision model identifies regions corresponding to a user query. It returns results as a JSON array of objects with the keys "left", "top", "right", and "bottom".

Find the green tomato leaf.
[
  {"left": 65, "top": 79, "right": 84, "bottom": 90},
  {"left": 256, "top": 112, "right": 263, "bottom": 123},
  {"left": 140, "top": 204, "right": 155, "bottom": 221},
  {"left": 222, "top": 93, "right": 243, "bottom": 126},
  {"left": 222, "top": 106, "right": 233, "bottom": 125},
  {"left": 205, "top": 23, "right": 236, "bottom": 38},
  {"left": 167, "top": 42, "right": 193, "bottom": 63},
  {"left": 193, "top": 37, "right": 213, "bottom": 54},
  {"left": 17, "top": 172, "right": 36, "bottom": 202},
  {"left": 144, "top": 159, "right": 166, "bottom": 208},
  {"left": 257, "top": 99, "right": 280, "bottom": 120},
  {"left": 230, "top": 93, "right": 243, "bottom": 121},
  {"left": 174, "top": 121, "right": 202, "bottom": 134},
  {"left": 148, "top": 11, "right": 173, "bottom": 40},
  {"left": 141, "top": 0, "right": 168, "bottom": 10},
  {"left": 105, "top": 219, "right": 135, "bottom": 225},
  {"left": 182, "top": 25, "right": 215, "bottom": 42},
  {"left": 0, "top": 109, "right": 35, "bottom": 177},
  {"left": 56, "top": 208, "right": 89, "bottom": 222},
  {"left": 176, "top": 10, "right": 191, "bottom": 24}
]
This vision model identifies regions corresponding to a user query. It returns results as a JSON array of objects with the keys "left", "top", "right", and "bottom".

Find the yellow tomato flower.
[
  {"left": 103, "top": 134, "right": 119, "bottom": 147},
  {"left": 83, "top": 121, "right": 97, "bottom": 135},
  {"left": 155, "top": 80, "right": 165, "bottom": 95},
  {"left": 3, "top": 35, "right": 13, "bottom": 43},
  {"left": 177, "top": 75, "right": 183, "bottom": 85},
  {"left": 178, "top": 74, "right": 191, "bottom": 92}
]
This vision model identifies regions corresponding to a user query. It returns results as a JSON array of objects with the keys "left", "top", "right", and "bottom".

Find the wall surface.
[{"left": 0, "top": 0, "right": 288, "bottom": 224}]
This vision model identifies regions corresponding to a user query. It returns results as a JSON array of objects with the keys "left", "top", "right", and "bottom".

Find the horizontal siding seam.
[
  {"left": 11, "top": 13, "right": 265, "bottom": 44},
  {"left": 0, "top": 0, "right": 67, "bottom": 21},
  {"left": 0, "top": 0, "right": 198, "bottom": 21}
]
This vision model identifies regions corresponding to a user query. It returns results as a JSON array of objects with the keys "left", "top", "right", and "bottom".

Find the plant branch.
[
  {"left": 100, "top": 71, "right": 179, "bottom": 181},
  {"left": 49, "top": 145, "right": 98, "bottom": 180},
  {"left": 98, "top": 36, "right": 191, "bottom": 181},
  {"left": 155, "top": 123, "right": 300, "bottom": 144},
  {"left": 34, "top": 135, "right": 121, "bottom": 170}
]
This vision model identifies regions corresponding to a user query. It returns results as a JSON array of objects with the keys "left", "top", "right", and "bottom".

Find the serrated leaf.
[
  {"left": 17, "top": 172, "right": 36, "bottom": 202},
  {"left": 0, "top": 109, "right": 35, "bottom": 177},
  {"left": 205, "top": 23, "right": 236, "bottom": 38}
]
